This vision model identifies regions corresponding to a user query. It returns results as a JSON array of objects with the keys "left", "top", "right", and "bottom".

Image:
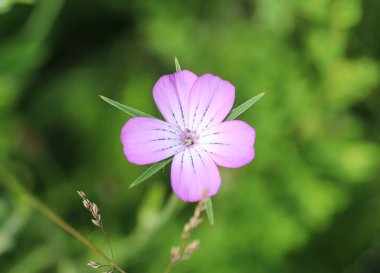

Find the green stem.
[
  {"left": 101, "top": 227, "right": 116, "bottom": 264},
  {"left": 0, "top": 164, "right": 126, "bottom": 273},
  {"left": 163, "top": 260, "right": 174, "bottom": 273}
]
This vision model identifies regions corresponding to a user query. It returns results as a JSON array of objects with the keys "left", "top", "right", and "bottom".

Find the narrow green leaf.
[
  {"left": 129, "top": 158, "right": 173, "bottom": 188},
  {"left": 100, "top": 95, "right": 154, "bottom": 118},
  {"left": 205, "top": 198, "right": 214, "bottom": 225},
  {"left": 175, "top": 57, "right": 181, "bottom": 72},
  {"left": 226, "top": 92, "right": 265, "bottom": 120}
]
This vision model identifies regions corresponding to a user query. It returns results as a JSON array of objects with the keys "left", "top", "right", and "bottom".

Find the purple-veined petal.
[
  {"left": 171, "top": 147, "right": 221, "bottom": 202},
  {"left": 187, "top": 74, "right": 235, "bottom": 132},
  {"left": 153, "top": 70, "right": 198, "bottom": 131},
  {"left": 121, "top": 117, "right": 184, "bottom": 165},
  {"left": 199, "top": 120, "right": 255, "bottom": 168}
]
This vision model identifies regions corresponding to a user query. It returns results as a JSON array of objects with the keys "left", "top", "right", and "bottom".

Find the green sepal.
[
  {"left": 100, "top": 95, "right": 154, "bottom": 118},
  {"left": 226, "top": 92, "right": 265, "bottom": 120},
  {"left": 129, "top": 158, "right": 173, "bottom": 188},
  {"left": 205, "top": 198, "right": 214, "bottom": 225},
  {"left": 175, "top": 57, "right": 181, "bottom": 72}
]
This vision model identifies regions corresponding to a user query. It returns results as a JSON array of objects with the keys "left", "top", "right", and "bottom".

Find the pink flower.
[{"left": 121, "top": 70, "right": 255, "bottom": 202}]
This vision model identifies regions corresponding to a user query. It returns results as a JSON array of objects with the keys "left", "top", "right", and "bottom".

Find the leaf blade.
[
  {"left": 205, "top": 198, "right": 214, "bottom": 225},
  {"left": 175, "top": 57, "right": 181, "bottom": 72},
  {"left": 129, "top": 158, "right": 173, "bottom": 188},
  {"left": 100, "top": 95, "right": 154, "bottom": 118},
  {"left": 226, "top": 92, "right": 265, "bottom": 120}
]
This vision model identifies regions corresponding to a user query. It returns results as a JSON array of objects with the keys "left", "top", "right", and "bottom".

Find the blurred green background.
[{"left": 1, "top": 0, "right": 379, "bottom": 272}]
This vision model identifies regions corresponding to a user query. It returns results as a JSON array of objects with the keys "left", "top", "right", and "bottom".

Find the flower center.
[{"left": 181, "top": 129, "right": 199, "bottom": 147}]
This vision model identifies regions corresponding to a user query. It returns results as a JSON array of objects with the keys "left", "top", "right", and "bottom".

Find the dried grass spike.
[
  {"left": 87, "top": 260, "right": 103, "bottom": 269},
  {"left": 77, "top": 191, "right": 87, "bottom": 199},
  {"left": 183, "top": 240, "right": 200, "bottom": 259},
  {"left": 171, "top": 246, "right": 181, "bottom": 263},
  {"left": 77, "top": 190, "right": 103, "bottom": 229}
]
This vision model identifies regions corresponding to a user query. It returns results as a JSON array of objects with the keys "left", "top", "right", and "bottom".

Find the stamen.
[{"left": 181, "top": 129, "right": 199, "bottom": 147}]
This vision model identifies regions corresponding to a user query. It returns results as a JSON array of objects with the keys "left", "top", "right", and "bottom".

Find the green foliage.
[
  {"left": 0, "top": 0, "right": 34, "bottom": 14},
  {"left": 1, "top": 0, "right": 380, "bottom": 273}
]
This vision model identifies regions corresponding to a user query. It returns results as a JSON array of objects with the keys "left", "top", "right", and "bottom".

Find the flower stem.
[
  {"left": 0, "top": 164, "right": 126, "bottom": 273},
  {"left": 101, "top": 227, "right": 116, "bottom": 264},
  {"left": 163, "top": 260, "right": 174, "bottom": 273}
]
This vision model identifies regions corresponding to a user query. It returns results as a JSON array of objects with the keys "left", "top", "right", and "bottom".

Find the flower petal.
[
  {"left": 187, "top": 74, "right": 235, "bottom": 131},
  {"left": 121, "top": 117, "right": 183, "bottom": 165},
  {"left": 199, "top": 120, "right": 255, "bottom": 168},
  {"left": 153, "top": 70, "right": 198, "bottom": 130},
  {"left": 171, "top": 147, "right": 221, "bottom": 202}
]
